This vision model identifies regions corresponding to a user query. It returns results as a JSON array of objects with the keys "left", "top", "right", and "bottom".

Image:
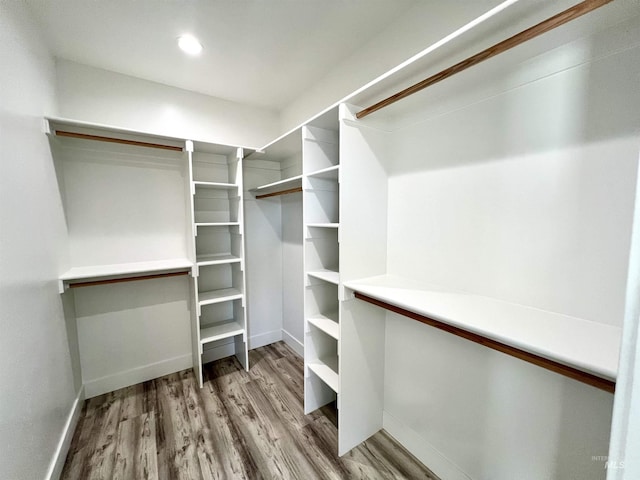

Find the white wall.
[
  {"left": 281, "top": 193, "right": 304, "bottom": 353},
  {"left": 56, "top": 60, "right": 280, "bottom": 149},
  {"left": 0, "top": 2, "right": 79, "bottom": 479},
  {"left": 243, "top": 160, "right": 285, "bottom": 349}
]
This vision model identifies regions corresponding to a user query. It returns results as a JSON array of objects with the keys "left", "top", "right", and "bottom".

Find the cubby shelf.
[
  {"left": 308, "top": 357, "right": 339, "bottom": 393},
  {"left": 307, "top": 312, "right": 339, "bottom": 339},
  {"left": 200, "top": 320, "right": 244, "bottom": 344},
  {"left": 196, "top": 253, "right": 242, "bottom": 266},
  {"left": 198, "top": 287, "right": 243, "bottom": 307},
  {"left": 193, "top": 181, "right": 238, "bottom": 190},
  {"left": 307, "top": 269, "right": 339, "bottom": 285}
]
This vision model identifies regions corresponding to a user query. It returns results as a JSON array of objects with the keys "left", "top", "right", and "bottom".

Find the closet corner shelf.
[
  {"left": 199, "top": 287, "right": 243, "bottom": 307},
  {"left": 308, "top": 357, "right": 339, "bottom": 393},
  {"left": 193, "top": 181, "right": 238, "bottom": 190},
  {"left": 196, "top": 222, "right": 240, "bottom": 228},
  {"left": 307, "top": 269, "right": 340, "bottom": 285},
  {"left": 306, "top": 165, "right": 340, "bottom": 181},
  {"left": 59, "top": 258, "right": 193, "bottom": 290},
  {"left": 200, "top": 320, "right": 244, "bottom": 344},
  {"left": 307, "top": 223, "right": 339, "bottom": 229},
  {"left": 308, "top": 311, "right": 339, "bottom": 339},
  {"left": 344, "top": 275, "right": 620, "bottom": 392},
  {"left": 252, "top": 175, "right": 303, "bottom": 199},
  {"left": 196, "top": 253, "right": 242, "bottom": 266}
]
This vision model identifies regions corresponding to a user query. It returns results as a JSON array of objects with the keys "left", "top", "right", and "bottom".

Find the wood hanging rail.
[
  {"left": 353, "top": 291, "right": 616, "bottom": 393},
  {"left": 356, "top": 0, "right": 613, "bottom": 119},
  {"left": 255, "top": 187, "right": 303, "bottom": 199},
  {"left": 69, "top": 270, "right": 189, "bottom": 288},
  {"left": 55, "top": 130, "right": 184, "bottom": 152}
]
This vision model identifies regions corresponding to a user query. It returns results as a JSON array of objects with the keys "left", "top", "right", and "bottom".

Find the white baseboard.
[
  {"left": 202, "top": 341, "right": 236, "bottom": 364},
  {"left": 46, "top": 386, "right": 85, "bottom": 480},
  {"left": 383, "top": 411, "right": 472, "bottom": 480},
  {"left": 249, "top": 329, "right": 282, "bottom": 350},
  {"left": 282, "top": 329, "right": 304, "bottom": 357},
  {"left": 84, "top": 353, "right": 192, "bottom": 398}
]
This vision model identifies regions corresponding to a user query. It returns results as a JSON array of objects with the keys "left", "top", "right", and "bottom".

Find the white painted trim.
[
  {"left": 383, "top": 411, "right": 473, "bottom": 480},
  {"left": 45, "top": 386, "right": 85, "bottom": 480},
  {"left": 282, "top": 329, "right": 304, "bottom": 357},
  {"left": 83, "top": 354, "right": 192, "bottom": 398},
  {"left": 201, "top": 342, "right": 236, "bottom": 365},
  {"left": 249, "top": 329, "right": 283, "bottom": 350}
]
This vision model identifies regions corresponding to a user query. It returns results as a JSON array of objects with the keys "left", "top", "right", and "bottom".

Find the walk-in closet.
[{"left": 2, "top": 0, "right": 640, "bottom": 479}]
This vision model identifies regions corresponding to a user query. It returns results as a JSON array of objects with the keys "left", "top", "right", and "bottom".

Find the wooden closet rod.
[
  {"left": 356, "top": 0, "right": 612, "bottom": 119},
  {"left": 69, "top": 271, "right": 188, "bottom": 288},
  {"left": 255, "top": 187, "right": 303, "bottom": 199},
  {"left": 55, "top": 130, "right": 183, "bottom": 152},
  {"left": 354, "top": 292, "right": 616, "bottom": 393}
]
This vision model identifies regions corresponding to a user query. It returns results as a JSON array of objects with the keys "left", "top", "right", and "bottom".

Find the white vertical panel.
[{"left": 337, "top": 103, "right": 389, "bottom": 454}]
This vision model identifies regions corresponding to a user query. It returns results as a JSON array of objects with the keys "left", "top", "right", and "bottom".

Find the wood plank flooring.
[{"left": 61, "top": 342, "right": 439, "bottom": 479}]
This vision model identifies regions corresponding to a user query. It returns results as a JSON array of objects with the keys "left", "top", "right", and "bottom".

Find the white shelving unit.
[
  {"left": 303, "top": 122, "right": 341, "bottom": 414},
  {"left": 187, "top": 140, "right": 249, "bottom": 388}
]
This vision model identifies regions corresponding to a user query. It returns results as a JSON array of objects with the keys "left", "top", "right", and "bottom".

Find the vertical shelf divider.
[{"left": 302, "top": 118, "right": 341, "bottom": 414}]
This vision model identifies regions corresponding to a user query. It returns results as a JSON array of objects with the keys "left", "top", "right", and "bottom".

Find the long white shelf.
[
  {"left": 198, "top": 287, "right": 243, "bottom": 306},
  {"left": 344, "top": 275, "right": 621, "bottom": 382},
  {"left": 308, "top": 357, "right": 339, "bottom": 393},
  {"left": 196, "top": 253, "right": 242, "bottom": 266},
  {"left": 308, "top": 311, "right": 339, "bottom": 339},
  {"left": 59, "top": 258, "right": 192, "bottom": 290},
  {"left": 200, "top": 320, "right": 244, "bottom": 344},
  {"left": 252, "top": 175, "right": 303, "bottom": 195},
  {"left": 307, "top": 269, "right": 340, "bottom": 285}
]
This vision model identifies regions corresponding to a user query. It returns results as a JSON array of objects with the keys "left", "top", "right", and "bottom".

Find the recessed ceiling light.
[{"left": 178, "top": 34, "right": 203, "bottom": 56}]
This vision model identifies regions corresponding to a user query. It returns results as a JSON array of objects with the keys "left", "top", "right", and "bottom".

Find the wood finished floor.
[{"left": 61, "top": 341, "right": 438, "bottom": 479}]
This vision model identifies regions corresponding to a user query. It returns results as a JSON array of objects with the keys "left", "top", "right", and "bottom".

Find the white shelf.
[
  {"left": 195, "top": 222, "right": 240, "bottom": 228},
  {"left": 308, "top": 357, "right": 339, "bottom": 393},
  {"left": 196, "top": 253, "right": 241, "bottom": 266},
  {"left": 193, "top": 181, "right": 237, "bottom": 190},
  {"left": 200, "top": 320, "right": 244, "bottom": 344},
  {"left": 59, "top": 258, "right": 192, "bottom": 284},
  {"left": 308, "top": 311, "right": 339, "bottom": 339},
  {"left": 198, "top": 287, "right": 243, "bottom": 306},
  {"left": 307, "top": 165, "right": 339, "bottom": 181},
  {"left": 252, "top": 175, "right": 303, "bottom": 195},
  {"left": 307, "top": 223, "right": 339, "bottom": 229},
  {"left": 345, "top": 274, "right": 621, "bottom": 381},
  {"left": 307, "top": 269, "right": 339, "bottom": 285}
]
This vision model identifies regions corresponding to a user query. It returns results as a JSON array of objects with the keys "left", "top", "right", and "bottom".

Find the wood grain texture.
[
  {"left": 356, "top": 0, "right": 613, "bottom": 119},
  {"left": 255, "top": 187, "right": 303, "bottom": 199},
  {"left": 61, "top": 342, "right": 439, "bottom": 480},
  {"left": 69, "top": 271, "right": 189, "bottom": 289},
  {"left": 55, "top": 130, "right": 183, "bottom": 151},
  {"left": 354, "top": 291, "right": 616, "bottom": 393}
]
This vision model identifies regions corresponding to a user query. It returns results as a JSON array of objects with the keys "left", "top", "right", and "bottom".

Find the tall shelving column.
[
  {"left": 187, "top": 141, "right": 249, "bottom": 388},
  {"left": 302, "top": 124, "right": 340, "bottom": 414}
]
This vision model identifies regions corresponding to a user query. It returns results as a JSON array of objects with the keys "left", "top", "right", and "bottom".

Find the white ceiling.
[{"left": 25, "top": 0, "right": 417, "bottom": 111}]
